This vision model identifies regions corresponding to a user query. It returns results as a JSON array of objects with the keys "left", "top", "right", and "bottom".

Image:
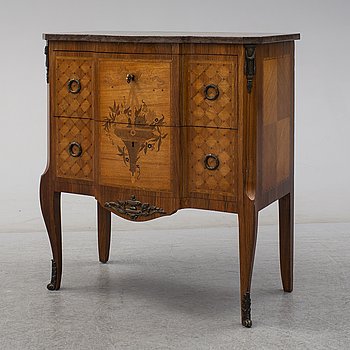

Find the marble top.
[{"left": 43, "top": 31, "right": 300, "bottom": 44}]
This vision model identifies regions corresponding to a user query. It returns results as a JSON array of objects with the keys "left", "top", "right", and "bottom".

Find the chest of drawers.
[{"left": 40, "top": 32, "right": 300, "bottom": 327}]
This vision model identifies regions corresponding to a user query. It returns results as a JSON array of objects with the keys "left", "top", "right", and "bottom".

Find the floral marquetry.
[
  {"left": 102, "top": 100, "right": 168, "bottom": 180},
  {"left": 98, "top": 57, "right": 173, "bottom": 191}
]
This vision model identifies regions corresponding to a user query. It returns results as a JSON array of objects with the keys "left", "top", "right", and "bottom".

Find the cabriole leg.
[{"left": 40, "top": 173, "right": 62, "bottom": 291}]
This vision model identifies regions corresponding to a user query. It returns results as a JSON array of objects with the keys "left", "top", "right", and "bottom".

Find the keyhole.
[{"left": 132, "top": 141, "right": 135, "bottom": 148}]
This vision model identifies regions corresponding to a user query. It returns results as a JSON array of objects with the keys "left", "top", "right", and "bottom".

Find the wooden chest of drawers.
[{"left": 40, "top": 32, "right": 300, "bottom": 327}]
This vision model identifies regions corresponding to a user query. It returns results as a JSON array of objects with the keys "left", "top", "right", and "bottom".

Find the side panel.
[{"left": 256, "top": 42, "right": 295, "bottom": 209}]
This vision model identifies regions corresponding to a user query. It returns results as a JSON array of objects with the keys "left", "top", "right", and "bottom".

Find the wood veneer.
[{"left": 40, "top": 32, "right": 299, "bottom": 328}]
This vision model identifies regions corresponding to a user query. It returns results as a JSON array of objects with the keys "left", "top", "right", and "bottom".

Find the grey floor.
[{"left": 0, "top": 215, "right": 349, "bottom": 349}]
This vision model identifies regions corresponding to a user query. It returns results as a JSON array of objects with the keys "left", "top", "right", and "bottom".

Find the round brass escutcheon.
[
  {"left": 67, "top": 79, "right": 81, "bottom": 94},
  {"left": 204, "top": 84, "right": 220, "bottom": 100},
  {"left": 126, "top": 73, "right": 135, "bottom": 84},
  {"left": 204, "top": 153, "right": 220, "bottom": 170},
  {"left": 68, "top": 142, "right": 83, "bottom": 157}
]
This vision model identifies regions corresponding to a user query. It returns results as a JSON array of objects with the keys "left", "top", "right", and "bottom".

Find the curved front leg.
[{"left": 40, "top": 172, "right": 62, "bottom": 290}]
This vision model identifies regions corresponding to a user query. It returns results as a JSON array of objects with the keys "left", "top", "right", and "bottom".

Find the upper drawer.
[
  {"left": 99, "top": 55, "right": 178, "bottom": 127},
  {"left": 54, "top": 57, "right": 94, "bottom": 118},
  {"left": 184, "top": 55, "right": 238, "bottom": 129}
]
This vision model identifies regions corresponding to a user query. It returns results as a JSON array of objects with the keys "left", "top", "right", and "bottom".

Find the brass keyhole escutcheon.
[
  {"left": 204, "top": 154, "right": 220, "bottom": 170},
  {"left": 68, "top": 142, "right": 82, "bottom": 157},
  {"left": 204, "top": 84, "right": 220, "bottom": 100},
  {"left": 126, "top": 74, "right": 135, "bottom": 83},
  {"left": 67, "top": 79, "right": 81, "bottom": 94}
]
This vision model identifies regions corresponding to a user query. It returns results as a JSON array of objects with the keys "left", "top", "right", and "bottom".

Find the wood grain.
[
  {"left": 55, "top": 117, "right": 94, "bottom": 180},
  {"left": 41, "top": 35, "right": 298, "bottom": 327},
  {"left": 237, "top": 44, "right": 259, "bottom": 326},
  {"left": 255, "top": 42, "right": 295, "bottom": 210},
  {"left": 98, "top": 57, "right": 172, "bottom": 123},
  {"left": 184, "top": 54, "right": 238, "bottom": 129},
  {"left": 238, "top": 197, "right": 258, "bottom": 326},
  {"left": 97, "top": 54, "right": 179, "bottom": 194},
  {"left": 185, "top": 127, "right": 238, "bottom": 200},
  {"left": 99, "top": 123, "right": 173, "bottom": 192},
  {"left": 97, "top": 202, "right": 111, "bottom": 263},
  {"left": 51, "top": 41, "right": 178, "bottom": 55},
  {"left": 40, "top": 171, "right": 62, "bottom": 290},
  {"left": 54, "top": 57, "right": 94, "bottom": 118},
  {"left": 279, "top": 192, "right": 294, "bottom": 292}
]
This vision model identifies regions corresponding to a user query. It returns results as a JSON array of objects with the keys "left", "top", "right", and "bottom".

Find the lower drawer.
[
  {"left": 53, "top": 117, "right": 237, "bottom": 203},
  {"left": 184, "top": 127, "right": 237, "bottom": 201},
  {"left": 55, "top": 117, "right": 94, "bottom": 180}
]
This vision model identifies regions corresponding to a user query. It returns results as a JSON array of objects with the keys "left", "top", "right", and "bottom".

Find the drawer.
[
  {"left": 98, "top": 56, "right": 175, "bottom": 125},
  {"left": 54, "top": 57, "right": 94, "bottom": 118},
  {"left": 55, "top": 117, "right": 94, "bottom": 180},
  {"left": 185, "top": 127, "right": 237, "bottom": 200},
  {"left": 184, "top": 55, "right": 238, "bottom": 129},
  {"left": 99, "top": 120, "right": 176, "bottom": 193}
]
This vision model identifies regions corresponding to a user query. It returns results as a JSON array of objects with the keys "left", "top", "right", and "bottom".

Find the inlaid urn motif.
[{"left": 103, "top": 100, "right": 168, "bottom": 181}]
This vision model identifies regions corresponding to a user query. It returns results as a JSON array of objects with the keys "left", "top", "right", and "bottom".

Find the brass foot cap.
[
  {"left": 47, "top": 283, "right": 56, "bottom": 291},
  {"left": 242, "top": 319, "right": 252, "bottom": 328}
]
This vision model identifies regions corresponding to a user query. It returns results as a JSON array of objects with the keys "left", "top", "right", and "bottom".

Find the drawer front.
[
  {"left": 185, "top": 55, "right": 238, "bottom": 129},
  {"left": 99, "top": 57, "right": 173, "bottom": 124},
  {"left": 98, "top": 57, "right": 176, "bottom": 192},
  {"left": 54, "top": 57, "right": 94, "bottom": 118},
  {"left": 99, "top": 122, "right": 173, "bottom": 191},
  {"left": 185, "top": 127, "right": 237, "bottom": 199},
  {"left": 55, "top": 117, "right": 94, "bottom": 180}
]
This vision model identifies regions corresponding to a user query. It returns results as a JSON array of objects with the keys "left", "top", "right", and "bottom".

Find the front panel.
[
  {"left": 184, "top": 54, "right": 238, "bottom": 129},
  {"left": 55, "top": 117, "right": 94, "bottom": 180},
  {"left": 185, "top": 127, "right": 238, "bottom": 201},
  {"left": 98, "top": 56, "right": 177, "bottom": 193},
  {"left": 54, "top": 57, "right": 94, "bottom": 118}
]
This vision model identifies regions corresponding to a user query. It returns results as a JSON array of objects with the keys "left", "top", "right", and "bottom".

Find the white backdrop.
[{"left": 0, "top": 0, "right": 349, "bottom": 233}]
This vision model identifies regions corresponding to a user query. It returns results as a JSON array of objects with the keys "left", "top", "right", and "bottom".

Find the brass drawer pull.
[
  {"left": 126, "top": 73, "right": 135, "bottom": 83},
  {"left": 204, "top": 84, "right": 220, "bottom": 100},
  {"left": 204, "top": 153, "right": 220, "bottom": 170},
  {"left": 68, "top": 142, "right": 82, "bottom": 157},
  {"left": 67, "top": 79, "right": 81, "bottom": 94}
]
